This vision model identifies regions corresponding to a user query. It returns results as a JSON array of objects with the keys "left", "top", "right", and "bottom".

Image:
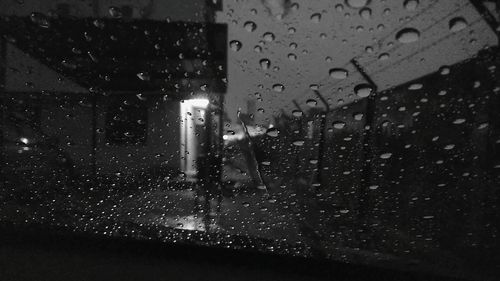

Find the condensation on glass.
[{"left": 1, "top": 0, "right": 499, "bottom": 279}]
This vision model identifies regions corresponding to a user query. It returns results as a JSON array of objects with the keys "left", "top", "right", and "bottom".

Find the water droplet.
[
  {"left": 404, "top": 0, "right": 419, "bottom": 11},
  {"left": 329, "top": 68, "right": 348, "bottom": 79},
  {"left": 230, "top": 40, "right": 242, "bottom": 51},
  {"left": 378, "top": 53, "right": 390, "bottom": 60},
  {"left": 263, "top": 32, "right": 275, "bottom": 42},
  {"left": 359, "top": 8, "right": 371, "bottom": 20},
  {"left": 293, "top": 140, "right": 305, "bottom": 146},
  {"left": 310, "top": 13, "right": 321, "bottom": 23},
  {"left": 332, "top": 121, "right": 346, "bottom": 129},
  {"left": 478, "top": 122, "right": 489, "bottom": 129},
  {"left": 444, "top": 144, "right": 455, "bottom": 150},
  {"left": 396, "top": 28, "right": 420, "bottom": 43},
  {"left": 244, "top": 21, "right": 257, "bottom": 32},
  {"left": 272, "top": 84, "right": 285, "bottom": 92},
  {"left": 449, "top": 17, "right": 468, "bottom": 32},
  {"left": 306, "top": 99, "right": 318, "bottom": 107},
  {"left": 93, "top": 19, "right": 105, "bottom": 29},
  {"left": 380, "top": 152, "right": 392, "bottom": 159},
  {"left": 136, "top": 72, "right": 150, "bottom": 81},
  {"left": 266, "top": 127, "right": 280, "bottom": 137},
  {"left": 408, "top": 83, "right": 423, "bottom": 90},
  {"left": 440, "top": 66, "right": 451, "bottom": 75},
  {"left": 260, "top": 58, "right": 271, "bottom": 70},
  {"left": 453, "top": 118, "right": 466, "bottom": 125},
  {"left": 353, "top": 112, "right": 364, "bottom": 120},
  {"left": 108, "top": 6, "right": 123, "bottom": 18},
  {"left": 30, "top": 12, "right": 50, "bottom": 28},
  {"left": 345, "top": 0, "right": 369, "bottom": 8},
  {"left": 354, "top": 84, "right": 374, "bottom": 98}
]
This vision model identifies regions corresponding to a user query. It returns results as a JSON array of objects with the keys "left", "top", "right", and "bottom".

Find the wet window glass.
[{"left": 1, "top": 0, "right": 499, "bottom": 279}]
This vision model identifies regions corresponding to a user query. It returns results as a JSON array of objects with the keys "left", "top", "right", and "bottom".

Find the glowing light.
[{"left": 183, "top": 98, "right": 209, "bottom": 108}]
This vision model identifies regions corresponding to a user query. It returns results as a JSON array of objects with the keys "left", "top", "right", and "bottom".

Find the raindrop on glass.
[
  {"left": 449, "top": 17, "right": 468, "bottom": 32},
  {"left": 272, "top": 84, "right": 285, "bottom": 92},
  {"left": 378, "top": 53, "right": 390, "bottom": 60},
  {"left": 292, "top": 110, "right": 303, "bottom": 117},
  {"left": 332, "top": 121, "right": 346, "bottom": 129},
  {"left": 353, "top": 112, "right": 364, "bottom": 120},
  {"left": 136, "top": 72, "right": 150, "bottom": 81},
  {"left": 403, "top": 0, "right": 419, "bottom": 11},
  {"left": 244, "top": 21, "right": 257, "bottom": 32},
  {"left": 293, "top": 140, "right": 305, "bottom": 146},
  {"left": 453, "top": 118, "right": 466, "bottom": 125},
  {"left": 108, "top": 6, "right": 123, "bottom": 18},
  {"left": 345, "top": 0, "right": 369, "bottom": 8},
  {"left": 263, "top": 32, "right": 275, "bottom": 42},
  {"left": 30, "top": 12, "right": 50, "bottom": 28},
  {"left": 260, "top": 58, "right": 271, "bottom": 70},
  {"left": 380, "top": 152, "right": 392, "bottom": 159},
  {"left": 310, "top": 13, "right": 322, "bottom": 23},
  {"left": 230, "top": 40, "right": 242, "bottom": 51},
  {"left": 329, "top": 68, "right": 348, "bottom": 79},
  {"left": 266, "top": 128, "right": 280, "bottom": 137},
  {"left": 396, "top": 28, "right": 420, "bottom": 43},
  {"left": 354, "top": 84, "right": 374, "bottom": 98},
  {"left": 306, "top": 99, "right": 318, "bottom": 107},
  {"left": 359, "top": 8, "right": 371, "bottom": 20},
  {"left": 408, "top": 83, "right": 423, "bottom": 90}
]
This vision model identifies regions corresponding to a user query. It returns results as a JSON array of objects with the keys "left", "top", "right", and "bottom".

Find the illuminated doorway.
[{"left": 180, "top": 98, "right": 209, "bottom": 181}]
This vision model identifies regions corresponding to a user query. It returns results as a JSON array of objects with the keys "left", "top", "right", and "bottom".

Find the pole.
[
  {"left": 91, "top": 93, "right": 97, "bottom": 183},
  {"left": 312, "top": 90, "right": 330, "bottom": 188},
  {"left": 351, "top": 58, "right": 378, "bottom": 245},
  {"left": 0, "top": 37, "right": 6, "bottom": 188}
]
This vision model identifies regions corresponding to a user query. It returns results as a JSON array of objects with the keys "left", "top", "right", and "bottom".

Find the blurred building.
[{"left": 0, "top": 0, "right": 227, "bottom": 185}]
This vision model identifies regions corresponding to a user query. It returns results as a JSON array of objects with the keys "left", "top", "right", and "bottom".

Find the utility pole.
[
  {"left": 312, "top": 90, "right": 330, "bottom": 189},
  {"left": 0, "top": 37, "right": 5, "bottom": 188},
  {"left": 351, "top": 58, "right": 378, "bottom": 246}
]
